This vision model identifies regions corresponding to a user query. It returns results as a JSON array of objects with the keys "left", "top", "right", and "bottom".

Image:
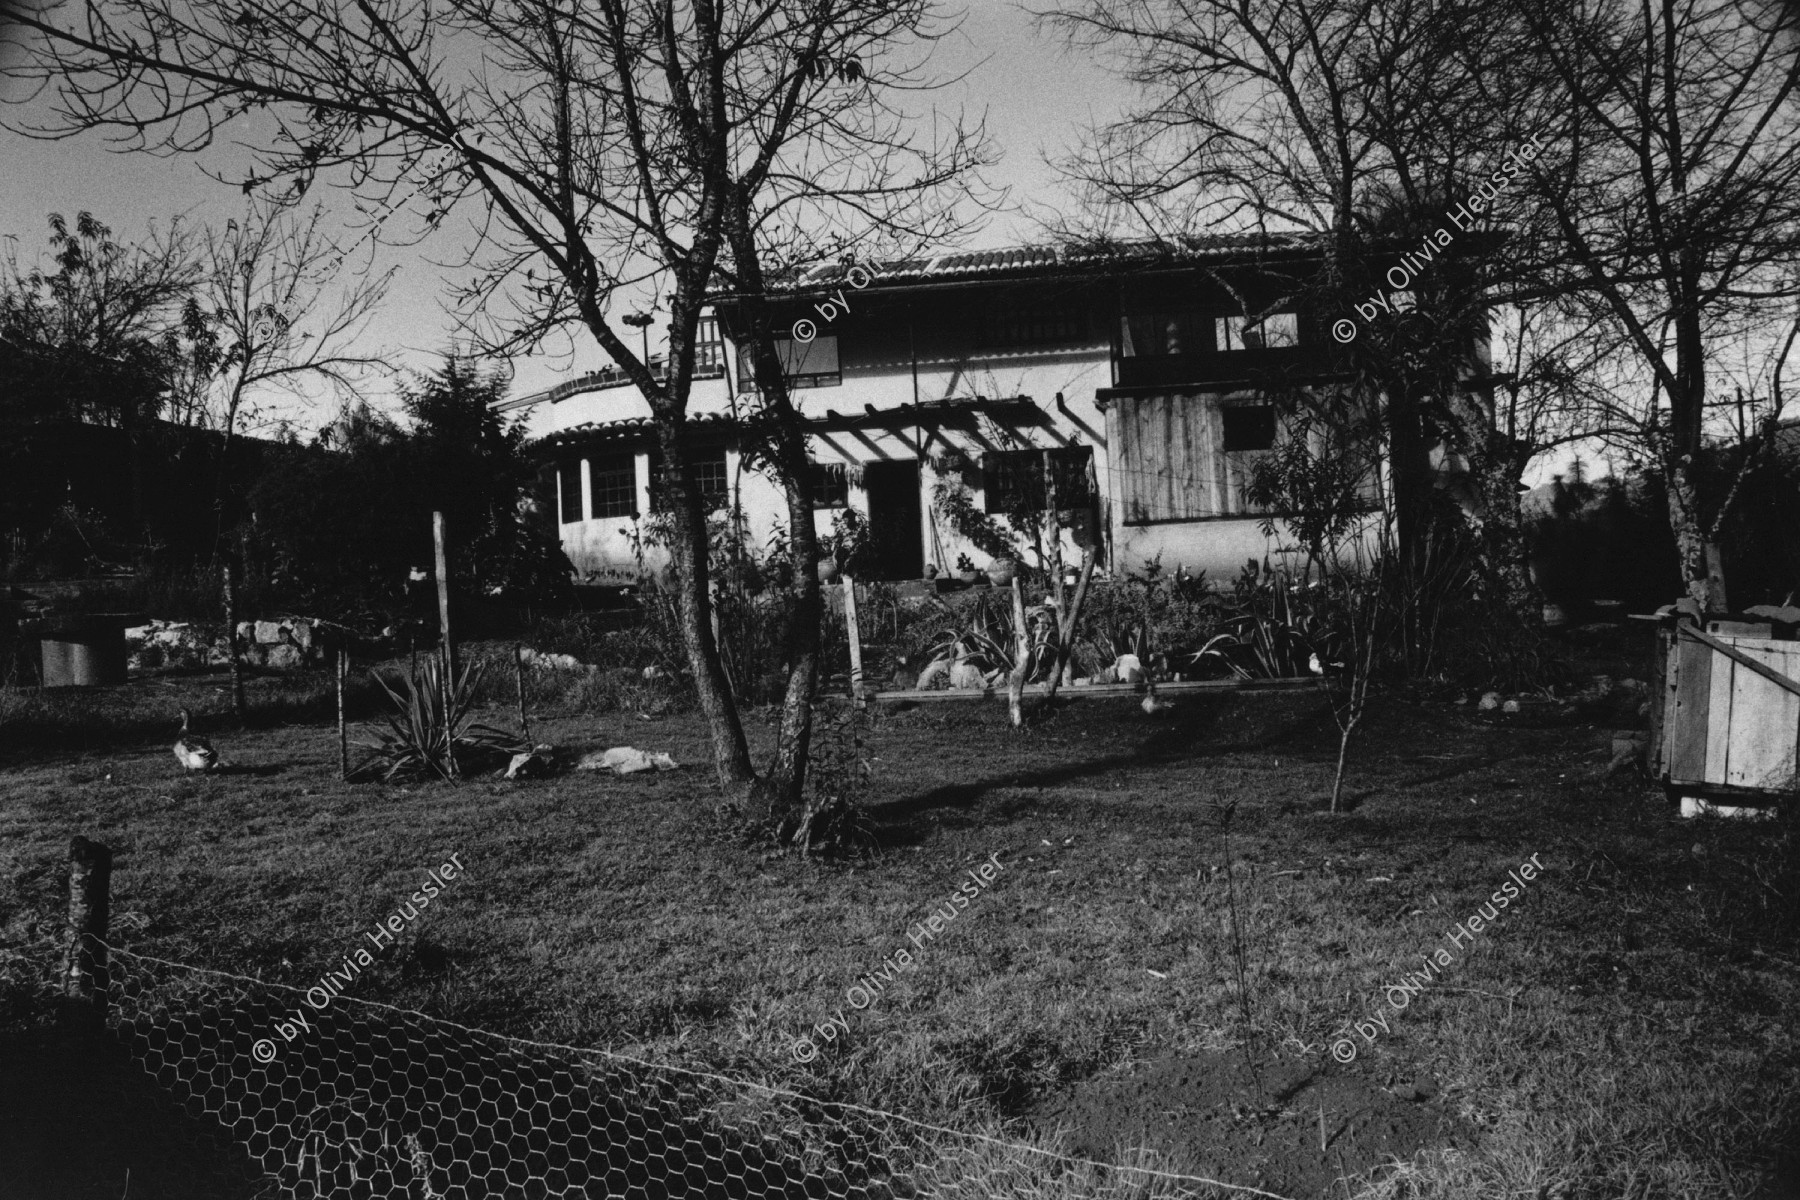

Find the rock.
[
  {"left": 254, "top": 620, "right": 286, "bottom": 645},
  {"left": 1478, "top": 691, "right": 1502, "bottom": 711},
  {"left": 1115, "top": 653, "right": 1144, "bottom": 685},
  {"left": 576, "top": 747, "right": 680, "bottom": 774},
  {"left": 1502, "top": 699, "right": 1521, "bottom": 714},
  {"left": 289, "top": 621, "right": 313, "bottom": 650},
  {"left": 266, "top": 643, "right": 304, "bottom": 670},
  {"left": 1581, "top": 673, "right": 1616, "bottom": 701},
  {"left": 521, "top": 647, "right": 586, "bottom": 671},
  {"left": 1091, "top": 666, "right": 1118, "bottom": 685},
  {"left": 949, "top": 662, "right": 986, "bottom": 690},
  {"left": 915, "top": 658, "right": 950, "bottom": 690},
  {"left": 236, "top": 621, "right": 255, "bottom": 643},
  {"left": 505, "top": 745, "right": 556, "bottom": 779},
  {"left": 888, "top": 666, "right": 918, "bottom": 691},
  {"left": 1608, "top": 731, "right": 1648, "bottom": 776}
]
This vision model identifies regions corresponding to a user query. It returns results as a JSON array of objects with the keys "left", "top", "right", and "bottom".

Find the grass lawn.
[{"left": 1, "top": 658, "right": 1797, "bottom": 1199}]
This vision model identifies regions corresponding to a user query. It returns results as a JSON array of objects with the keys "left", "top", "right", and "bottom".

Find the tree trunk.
[
  {"left": 765, "top": 461, "right": 823, "bottom": 814},
  {"left": 1471, "top": 428, "right": 1538, "bottom": 615},
  {"left": 1039, "top": 550, "right": 1096, "bottom": 709},
  {"left": 1665, "top": 273, "right": 1727, "bottom": 611},
  {"left": 1007, "top": 575, "right": 1029, "bottom": 727},
  {"left": 1666, "top": 459, "right": 1724, "bottom": 611},
  {"left": 716, "top": 215, "right": 830, "bottom": 830},
  {"left": 656, "top": 421, "right": 758, "bottom": 798},
  {"left": 1384, "top": 379, "right": 1432, "bottom": 575}
]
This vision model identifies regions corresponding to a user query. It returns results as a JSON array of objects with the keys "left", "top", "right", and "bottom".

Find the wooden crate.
[{"left": 1656, "top": 624, "right": 1800, "bottom": 796}]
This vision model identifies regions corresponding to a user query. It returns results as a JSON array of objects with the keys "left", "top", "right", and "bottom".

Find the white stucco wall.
[{"left": 528, "top": 321, "right": 1391, "bottom": 585}]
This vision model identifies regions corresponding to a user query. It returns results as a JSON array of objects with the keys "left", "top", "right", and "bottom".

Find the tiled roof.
[
  {"left": 527, "top": 395, "right": 1039, "bottom": 453},
  {"left": 753, "top": 232, "right": 1327, "bottom": 296},
  {"left": 494, "top": 362, "right": 724, "bottom": 413},
  {"left": 530, "top": 411, "right": 737, "bottom": 450}
]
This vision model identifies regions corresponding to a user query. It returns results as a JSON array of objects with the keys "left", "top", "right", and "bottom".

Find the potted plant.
[
  {"left": 986, "top": 556, "right": 1019, "bottom": 586},
  {"left": 954, "top": 553, "right": 981, "bottom": 585}
]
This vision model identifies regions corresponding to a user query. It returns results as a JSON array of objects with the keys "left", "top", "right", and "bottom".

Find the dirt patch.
[
  {"left": 0, "top": 1030, "right": 263, "bottom": 1198},
  {"left": 1029, "top": 1051, "right": 1472, "bottom": 1200}
]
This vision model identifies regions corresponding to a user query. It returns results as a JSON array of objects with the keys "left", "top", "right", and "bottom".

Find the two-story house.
[{"left": 508, "top": 234, "right": 1410, "bottom": 585}]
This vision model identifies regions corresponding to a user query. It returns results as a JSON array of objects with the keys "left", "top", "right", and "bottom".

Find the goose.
[{"left": 173, "top": 708, "right": 220, "bottom": 773}]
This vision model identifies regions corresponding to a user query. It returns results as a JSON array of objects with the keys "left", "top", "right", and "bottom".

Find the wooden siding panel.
[
  {"left": 1721, "top": 639, "right": 1800, "bottom": 790},
  {"left": 1705, "top": 642, "right": 1737, "bottom": 785},
  {"left": 1669, "top": 634, "right": 1713, "bottom": 784}
]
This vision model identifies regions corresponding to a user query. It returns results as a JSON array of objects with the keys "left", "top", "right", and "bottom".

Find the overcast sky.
[{"left": 0, "top": 3, "right": 1136, "bottom": 429}]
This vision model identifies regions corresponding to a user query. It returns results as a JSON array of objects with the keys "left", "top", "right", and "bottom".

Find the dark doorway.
[{"left": 862, "top": 459, "right": 924, "bottom": 581}]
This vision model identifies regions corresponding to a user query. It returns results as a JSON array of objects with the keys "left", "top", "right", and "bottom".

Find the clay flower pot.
[
  {"left": 817, "top": 558, "right": 841, "bottom": 583},
  {"left": 986, "top": 558, "right": 1019, "bottom": 586}
]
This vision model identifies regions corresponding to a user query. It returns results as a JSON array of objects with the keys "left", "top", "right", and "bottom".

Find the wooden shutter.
[{"left": 1114, "top": 394, "right": 1220, "bottom": 523}]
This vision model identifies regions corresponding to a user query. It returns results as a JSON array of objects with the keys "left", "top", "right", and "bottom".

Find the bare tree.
[
  {"left": 5, "top": 0, "right": 991, "bottom": 826},
  {"left": 1039, "top": 0, "right": 1562, "bottom": 585},
  {"left": 1486, "top": 0, "right": 1800, "bottom": 609},
  {"left": 170, "top": 197, "right": 392, "bottom": 543}
]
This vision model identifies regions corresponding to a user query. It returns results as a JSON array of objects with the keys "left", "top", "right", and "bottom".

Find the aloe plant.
[
  {"left": 355, "top": 655, "right": 529, "bottom": 782},
  {"left": 923, "top": 591, "right": 1018, "bottom": 676}
]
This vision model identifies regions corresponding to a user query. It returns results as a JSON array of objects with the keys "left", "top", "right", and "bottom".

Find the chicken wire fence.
[{"left": 88, "top": 940, "right": 1284, "bottom": 1200}]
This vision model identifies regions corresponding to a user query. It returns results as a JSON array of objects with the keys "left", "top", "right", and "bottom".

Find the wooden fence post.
[
  {"left": 842, "top": 576, "right": 864, "bottom": 705},
  {"left": 515, "top": 643, "right": 533, "bottom": 744},
  {"left": 336, "top": 647, "right": 349, "bottom": 781},
  {"left": 432, "top": 511, "right": 455, "bottom": 680},
  {"left": 221, "top": 556, "right": 247, "bottom": 725},
  {"left": 61, "top": 836, "right": 111, "bottom": 1033}
]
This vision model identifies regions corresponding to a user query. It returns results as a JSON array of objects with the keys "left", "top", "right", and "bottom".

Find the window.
[
  {"left": 694, "top": 317, "right": 725, "bottom": 378},
  {"left": 1218, "top": 312, "right": 1299, "bottom": 350},
  {"left": 558, "top": 460, "right": 583, "bottom": 524},
  {"left": 809, "top": 462, "right": 849, "bottom": 508},
  {"left": 984, "top": 298, "right": 1087, "bottom": 348},
  {"left": 981, "top": 447, "right": 1095, "bottom": 514},
  {"left": 648, "top": 448, "right": 730, "bottom": 513},
  {"left": 588, "top": 453, "right": 637, "bottom": 518},
  {"left": 736, "top": 334, "right": 840, "bottom": 389},
  {"left": 1112, "top": 395, "right": 1280, "bottom": 523},
  {"left": 1121, "top": 309, "right": 1213, "bottom": 357},
  {"left": 1220, "top": 406, "right": 1277, "bottom": 452}
]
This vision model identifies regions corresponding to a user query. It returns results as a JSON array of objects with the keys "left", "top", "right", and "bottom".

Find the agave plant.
[
  {"left": 355, "top": 655, "right": 529, "bottom": 782},
  {"left": 923, "top": 591, "right": 1018, "bottom": 676}
]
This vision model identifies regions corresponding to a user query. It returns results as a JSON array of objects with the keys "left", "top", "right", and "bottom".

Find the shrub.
[{"left": 354, "top": 655, "right": 529, "bottom": 782}]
